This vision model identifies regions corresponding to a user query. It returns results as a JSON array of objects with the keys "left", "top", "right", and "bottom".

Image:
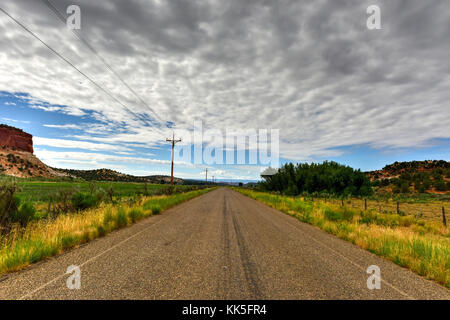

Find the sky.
[{"left": 0, "top": 0, "right": 449, "bottom": 181}]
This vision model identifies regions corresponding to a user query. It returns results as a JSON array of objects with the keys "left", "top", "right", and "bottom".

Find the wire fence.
[{"left": 311, "top": 197, "right": 447, "bottom": 224}]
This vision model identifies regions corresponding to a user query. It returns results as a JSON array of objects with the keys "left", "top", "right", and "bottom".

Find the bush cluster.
[
  {"left": 260, "top": 161, "right": 373, "bottom": 196},
  {"left": 0, "top": 182, "right": 36, "bottom": 227}
]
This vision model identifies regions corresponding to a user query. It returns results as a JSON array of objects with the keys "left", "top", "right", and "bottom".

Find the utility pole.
[
  {"left": 166, "top": 132, "right": 182, "bottom": 187},
  {"left": 205, "top": 168, "right": 208, "bottom": 185}
]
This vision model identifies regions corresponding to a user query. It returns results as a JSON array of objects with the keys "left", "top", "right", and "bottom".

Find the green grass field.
[
  {"left": 14, "top": 181, "right": 169, "bottom": 202},
  {"left": 0, "top": 176, "right": 208, "bottom": 226}
]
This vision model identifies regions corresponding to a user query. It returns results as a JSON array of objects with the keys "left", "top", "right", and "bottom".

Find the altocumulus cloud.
[{"left": 0, "top": 0, "right": 449, "bottom": 163}]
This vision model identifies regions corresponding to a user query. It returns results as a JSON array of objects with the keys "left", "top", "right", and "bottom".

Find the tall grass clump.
[
  {"left": 147, "top": 204, "right": 161, "bottom": 215},
  {"left": 324, "top": 207, "right": 354, "bottom": 222},
  {"left": 128, "top": 208, "right": 144, "bottom": 223},
  {"left": 115, "top": 207, "right": 128, "bottom": 228}
]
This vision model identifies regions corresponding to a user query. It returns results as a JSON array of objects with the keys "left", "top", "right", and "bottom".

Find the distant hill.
[
  {"left": 366, "top": 160, "right": 450, "bottom": 194},
  {"left": 52, "top": 168, "right": 185, "bottom": 184}
]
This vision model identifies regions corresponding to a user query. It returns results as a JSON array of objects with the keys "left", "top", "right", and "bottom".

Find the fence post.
[
  {"left": 397, "top": 201, "right": 400, "bottom": 215},
  {"left": 443, "top": 207, "right": 447, "bottom": 227},
  {"left": 415, "top": 207, "right": 422, "bottom": 220},
  {"left": 341, "top": 198, "right": 344, "bottom": 206},
  {"left": 364, "top": 199, "right": 367, "bottom": 211}
]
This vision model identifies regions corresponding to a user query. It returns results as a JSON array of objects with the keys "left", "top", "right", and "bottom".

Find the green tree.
[{"left": 260, "top": 161, "right": 372, "bottom": 196}]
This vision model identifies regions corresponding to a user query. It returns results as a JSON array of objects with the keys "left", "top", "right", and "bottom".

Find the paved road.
[{"left": 0, "top": 188, "right": 448, "bottom": 299}]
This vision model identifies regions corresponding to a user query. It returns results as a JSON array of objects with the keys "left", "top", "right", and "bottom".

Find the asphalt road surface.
[{"left": 0, "top": 188, "right": 448, "bottom": 299}]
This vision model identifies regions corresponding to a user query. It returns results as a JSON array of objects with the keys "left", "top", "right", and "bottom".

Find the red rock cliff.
[{"left": 0, "top": 124, "right": 34, "bottom": 153}]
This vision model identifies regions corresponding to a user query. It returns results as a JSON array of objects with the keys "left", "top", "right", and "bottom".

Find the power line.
[
  {"left": 0, "top": 6, "right": 149, "bottom": 126},
  {"left": 40, "top": 0, "right": 163, "bottom": 125}
]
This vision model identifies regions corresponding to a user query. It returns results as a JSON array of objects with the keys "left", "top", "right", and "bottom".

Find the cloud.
[
  {"left": 33, "top": 137, "right": 133, "bottom": 152},
  {"left": 0, "top": 0, "right": 449, "bottom": 165},
  {"left": 43, "top": 124, "right": 82, "bottom": 129},
  {"left": 35, "top": 148, "right": 195, "bottom": 169},
  {"left": 1, "top": 117, "right": 30, "bottom": 124}
]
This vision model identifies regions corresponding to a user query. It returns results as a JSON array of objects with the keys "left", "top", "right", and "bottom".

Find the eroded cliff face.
[
  {"left": 0, "top": 124, "right": 69, "bottom": 178},
  {"left": 0, "top": 124, "right": 34, "bottom": 153}
]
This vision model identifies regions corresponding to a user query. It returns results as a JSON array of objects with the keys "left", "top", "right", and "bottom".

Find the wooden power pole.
[
  {"left": 166, "top": 132, "right": 182, "bottom": 186},
  {"left": 205, "top": 168, "right": 208, "bottom": 185}
]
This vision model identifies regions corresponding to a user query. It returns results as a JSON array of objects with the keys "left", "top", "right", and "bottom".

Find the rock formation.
[{"left": 0, "top": 124, "right": 34, "bottom": 153}]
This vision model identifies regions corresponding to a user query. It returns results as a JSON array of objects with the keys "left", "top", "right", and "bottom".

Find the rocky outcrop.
[
  {"left": 0, "top": 124, "right": 34, "bottom": 153},
  {"left": 0, "top": 124, "right": 71, "bottom": 178}
]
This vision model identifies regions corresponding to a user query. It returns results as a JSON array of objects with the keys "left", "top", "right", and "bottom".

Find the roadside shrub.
[
  {"left": 94, "top": 188, "right": 107, "bottom": 204},
  {"left": 47, "top": 189, "right": 76, "bottom": 215},
  {"left": 71, "top": 192, "right": 97, "bottom": 212},
  {"left": 128, "top": 208, "right": 143, "bottom": 223},
  {"left": 375, "top": 214, "right": 400, "bottom": 227},
  {"left": 147, "top": 204, "right": 162, "bottom": 215},
  {"left": 0, "top": 182, "right": 20, "bottom": 226},
  {"left": 324, "top": 208, "right": 341, "bottom": 221},
  {"left": 359, "top": 210, "right": 378, "bottom": 225},
  {"left": 106, "top": 186, "right": 115, "bottom": 203},
  {"left": 399, "top": 216, "right": 415, "bottom": 227},
  {"left": 9, "top": 202, "right": 36, "bottom": 225},
  {"left": 324, "top": 207, "right": 354, "bottom": 222},
  {"left": 96, "top": 225, "right": 107, "bottom": 237}
]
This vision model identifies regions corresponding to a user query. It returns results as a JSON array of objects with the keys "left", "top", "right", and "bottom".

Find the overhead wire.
[
  {"left": 0, "top": 6, "right": 160, "bottom": 128},
  {"left": 40, "top": 0, "right": 164, "bottom": 125}
]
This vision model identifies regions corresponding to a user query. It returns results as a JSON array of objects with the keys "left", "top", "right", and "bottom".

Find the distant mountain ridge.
[{"left": 52, "top": 167, "right": 185, "bottom": 184}]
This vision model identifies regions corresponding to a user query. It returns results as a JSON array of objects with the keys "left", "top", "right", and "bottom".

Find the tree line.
[{"left": 260, "top": 161, "right": 373, "bottom": 196}]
